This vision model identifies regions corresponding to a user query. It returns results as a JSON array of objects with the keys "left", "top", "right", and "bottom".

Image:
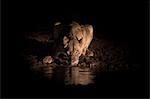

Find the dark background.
[{"left": 2, "top": 0, "right": 149, "bottom": 98}]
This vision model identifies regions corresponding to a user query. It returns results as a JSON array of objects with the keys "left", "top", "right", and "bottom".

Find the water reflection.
[
  {"left": 31, "top": 63, "right": 95, "bottom": 85},
  {"left": 64, "top": 66, "right": 95, "bottom": 85}
]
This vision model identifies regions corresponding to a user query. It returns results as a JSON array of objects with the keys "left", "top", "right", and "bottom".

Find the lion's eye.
[
  {"left": 76, "top": 50, "right": 80, "bottom": 54},
  {"left": 78, "top": 38, "right": 82, "bottom": 43},
  {"left": 73, "top": 50, "right": 77, "bottom": 54}
]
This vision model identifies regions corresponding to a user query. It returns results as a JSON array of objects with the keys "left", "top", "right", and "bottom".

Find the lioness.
[{"left": 63, "top": 22, "right": 93, "bottom": 66}]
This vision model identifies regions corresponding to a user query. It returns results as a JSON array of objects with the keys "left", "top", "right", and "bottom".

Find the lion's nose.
[{"left": 71, "top": 58, "right": 78, "bottom": 66}]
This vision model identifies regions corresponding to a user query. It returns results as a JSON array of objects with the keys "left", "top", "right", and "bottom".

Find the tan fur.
[
  {"left": 80, "top": 25, "right": 93, "bottom": 55},
  {"left": 70, "top": 22, "right": 83, "bottom": 41},
  {"left": 63, "top": 22, "right": 93, "bottom": 66}
]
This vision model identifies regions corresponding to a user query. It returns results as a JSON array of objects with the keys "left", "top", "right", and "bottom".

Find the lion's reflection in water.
[
  {"left": 31, "top": 62, "right": 95, "bottom": 85},
  {"left": 65, "top": 67, "right": 95, "bottom": 85}
]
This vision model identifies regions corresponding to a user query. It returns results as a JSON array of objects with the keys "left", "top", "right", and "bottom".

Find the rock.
[
  {"left": 26, "top": 33, "right": 50, "bottom": 43},
  {"left": 43, "top": 56, "right": 53, "bottom": 64},
  {"left": 53, "top": 22, "right": 63, "bottom": 40},
  {"left": 54, "top": 51, "right": 69, "bottom": 66},
  {"left": 54, "top": 22, "right": 61, "bottom": 26}
]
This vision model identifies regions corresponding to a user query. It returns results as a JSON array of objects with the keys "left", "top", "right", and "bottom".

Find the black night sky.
[{"left": 2, "top": 0, "right": 149, "bottom": 98}]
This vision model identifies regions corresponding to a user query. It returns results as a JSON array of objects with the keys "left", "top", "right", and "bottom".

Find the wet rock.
[
  {"left": 26, "top": 33, "right": 50, "bottom": 44},
  {"left": 54, "top": 51, "right": 70, "bottom": 66},
  {"left": 43, "top": 56, "right": 53, "bottom": 64}
]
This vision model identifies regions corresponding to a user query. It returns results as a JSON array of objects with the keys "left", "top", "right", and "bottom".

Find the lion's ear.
[
  {"left": 70, "top": 21, "right": 80, "bottom": 26},
  {"left": 87, "top": 25, "right": 93, "bottom": 34}
]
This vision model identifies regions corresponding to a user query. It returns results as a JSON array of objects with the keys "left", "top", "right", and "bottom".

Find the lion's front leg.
[
  {"left": 63, "top": 36, "right": 69, "bottom": 48},
  {"left": 82, "top": 47, "right": 87, "bottom": 56}
]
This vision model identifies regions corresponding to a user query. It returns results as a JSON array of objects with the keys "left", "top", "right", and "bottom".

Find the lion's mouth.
[{"left": 71, "top": 57, "right": 79, "bottom": 66}]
